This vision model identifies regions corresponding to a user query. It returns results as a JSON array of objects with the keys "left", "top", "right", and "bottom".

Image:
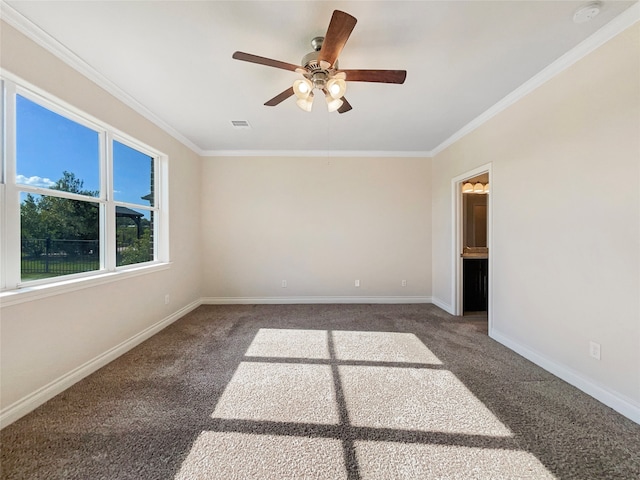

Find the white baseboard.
[
  {"left": 431, "top": 296, "right": 454, "bottom": 315},
  {"left": 0, "top": 299, "right": 202, "bottom": 429},
  {"left": 201, "top": 296, "right": 433, "bottom": 305},
  {"left": 491, "top": 330, "right": 640, "bottom": 425}
]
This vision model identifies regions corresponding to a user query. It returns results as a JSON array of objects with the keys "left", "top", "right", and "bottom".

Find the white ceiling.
[{"left": 3, "top": 0, "right": 637, "bottom": 155}]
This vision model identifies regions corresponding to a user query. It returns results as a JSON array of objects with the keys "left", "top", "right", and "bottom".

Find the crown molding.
[
  {"left": 201, "top": 149, "right": 432, "bottom": 158},
  {"left": 0, "top": 1, "right": 205, "bottom": 156},
  {"left": 430, "top": 1, "right": 640, "bottom": 157}
]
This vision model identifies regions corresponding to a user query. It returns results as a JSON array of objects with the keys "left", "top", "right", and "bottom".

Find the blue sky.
[{"left": 17, "top": 95, "right": 153, "bottom": 207}]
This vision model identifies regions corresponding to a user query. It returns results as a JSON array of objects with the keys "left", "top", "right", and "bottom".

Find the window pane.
[
  {"left": 20, "top": 193, "right": 100, "bottom": 281},
  {"left": 113, "top": 140, "right": 154, "bottom": 207},
  {"left": 16, "top": 95, "right": 100, "bottom": 196},
  {"left": 116, "top": 207, "right": 153, "bottom": 267}
]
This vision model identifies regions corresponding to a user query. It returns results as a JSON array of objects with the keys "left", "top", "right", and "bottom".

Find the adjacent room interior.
[{"left": 1, "top": 1, "right": 639, "bottom": 478}]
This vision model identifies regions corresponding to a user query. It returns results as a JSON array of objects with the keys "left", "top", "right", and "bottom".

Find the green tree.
[
  {"left": 119, "top": 229, "right": 152, "bottom": 266},
  {"left": 21, "top": 172, "right": 99, "bottom": 257},
  {"left": 20, "top": 193, "right": 46, "bottom": 240}
]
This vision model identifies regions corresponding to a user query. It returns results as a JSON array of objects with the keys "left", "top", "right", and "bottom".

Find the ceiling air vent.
[{"left": 231, "top": 120, "right": 251, "bottom": 129}]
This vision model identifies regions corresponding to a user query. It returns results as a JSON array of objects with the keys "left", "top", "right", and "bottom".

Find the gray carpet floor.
[{"left": 1, "top": 304, "right": 639, "bottom": 479}]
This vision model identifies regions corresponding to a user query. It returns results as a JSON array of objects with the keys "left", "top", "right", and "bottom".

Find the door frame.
[{"left": 451, "top": 163, "right": 492, "bottom": 328}]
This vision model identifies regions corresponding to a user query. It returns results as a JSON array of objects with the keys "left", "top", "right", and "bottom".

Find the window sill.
[{"left": 0, "top": 262, "right": 172, "bottom": 308}]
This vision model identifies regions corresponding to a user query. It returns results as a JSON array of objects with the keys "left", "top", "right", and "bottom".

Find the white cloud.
[{"left": 16, "top": 175, "right": 56, "bottom": 188}]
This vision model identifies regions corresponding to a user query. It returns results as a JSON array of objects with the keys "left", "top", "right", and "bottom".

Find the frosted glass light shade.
[
  {"left": 293, "top": 78, "right": 313, "bottom": 99},
  {"left": 462, "top": 182, "right": 474, "bottom": 193},
  {"left": 327, "top": 78, "right": 347, "bottom": 99},
  {"left": 325, "top": 94, "right": 343, "bottom": 112},
  {"left": 473, "top": 182, "right": 484, "bottom": 193},
  {"left": 296, "top": 92, "right": 314, "bottom": 112},
  {"left": 483, "top": 183, "right": 490, "bottom": 194}
]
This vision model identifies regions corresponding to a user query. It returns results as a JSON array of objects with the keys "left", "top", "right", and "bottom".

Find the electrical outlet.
[
  {"left": 355, "top": 279, "right": 360, "bottom": 287},
  {"left": 589, "top": 341, "right": 601, "bottom": 360},
  {"left": 402, "top": 279, "right": 407, "bottom": 287},
  {"left": 281, "top": 280, "right": 287, "bottom": 288},
  {"left": 164, "top": 294, "right": 170, "bottom": 305}
]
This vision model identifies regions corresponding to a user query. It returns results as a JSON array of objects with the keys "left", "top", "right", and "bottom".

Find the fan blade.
[
  {"left": 264, "top": 87, "right": 295, "bottom": 106},
  {"left": 232, "top": 51, "right": 301, "bottom": 72},
  {"left": 318, "top": 10, "right": 357, "bottom": 67},
  {"left": 338, "top": 96, "right": 352, "bottom": 114},
  {"left": 340, "top": 69, "right": 407, "bottom": 84}
]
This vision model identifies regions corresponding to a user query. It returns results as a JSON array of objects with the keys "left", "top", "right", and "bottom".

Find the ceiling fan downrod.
[{"left": 301, "top": 36, "right": 338, "bottom": 71}]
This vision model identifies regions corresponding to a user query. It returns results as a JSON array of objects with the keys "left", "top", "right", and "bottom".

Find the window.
[
  {"left": 1, "top": 76, "right": 168, "bottom": 292},
  {"left": 113, "top": 140, "right": 156, "bottom": 267}
]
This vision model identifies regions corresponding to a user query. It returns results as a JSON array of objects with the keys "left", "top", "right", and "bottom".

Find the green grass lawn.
[{"left": 21, "top": 258, "right": 100, "bottom": 281}]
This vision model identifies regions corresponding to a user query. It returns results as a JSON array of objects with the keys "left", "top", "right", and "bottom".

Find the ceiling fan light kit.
[{"left": 232, "top": 10, "right": 407, "bottom": 114}]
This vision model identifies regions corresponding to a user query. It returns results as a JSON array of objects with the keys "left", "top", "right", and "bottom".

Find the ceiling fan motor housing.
[{"left": 301, "top": 37, "right": 339, "bottom": 90}]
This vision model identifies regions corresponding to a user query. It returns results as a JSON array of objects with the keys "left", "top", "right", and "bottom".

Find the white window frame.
[{"left": 0, "top": 73, "right": 169, "bottom": 300}]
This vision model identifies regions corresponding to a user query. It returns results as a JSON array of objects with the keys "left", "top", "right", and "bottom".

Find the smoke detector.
[{"left": 573, "top": 2, "right": 602, "bottom": 23}]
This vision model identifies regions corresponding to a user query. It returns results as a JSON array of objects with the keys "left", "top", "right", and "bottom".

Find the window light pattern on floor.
[{"left": 176, "top": 328, "right": 554, "bottom": 479}]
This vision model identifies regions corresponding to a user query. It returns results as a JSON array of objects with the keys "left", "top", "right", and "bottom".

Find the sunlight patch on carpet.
[
  {"left": 211, "top": 362, "right": 339, "bottom": 424},
  {"left": 245, "top": 328, "right": 330, "bottom": 359},
  {"left": 355, "top": 441, "right": 554, "bottom": 479},
  {"left": 175, "top": 431, "right": 347, "bottom": 480},
  {"left": 340, "top": 366, "right": 513, "bottom": 436},
  {"left": 332, "top": 331, "right": 442, "bottom": 364}
]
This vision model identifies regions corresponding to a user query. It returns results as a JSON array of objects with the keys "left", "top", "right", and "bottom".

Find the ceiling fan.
[{"left": 232, "top": 10, "right": 407, "bottom": 114}]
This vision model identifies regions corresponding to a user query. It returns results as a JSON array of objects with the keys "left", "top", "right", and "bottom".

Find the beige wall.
[
  {"left": 432, "top": 24, "right": 640, "bottom": 410},
  {"left": 201, "top": 156, "right": 431, "bottom": 300},
  {"left": 0, "top": 22, "right": 203, "bottom": 413},
  {"left": 2, "top": 16, "right": 638, "bottom": 426}
]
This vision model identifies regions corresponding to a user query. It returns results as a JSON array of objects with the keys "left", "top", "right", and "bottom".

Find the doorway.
[
  {"left": 461, "top": 173, "right": 488, "bottom": 314},
  {"left": 452, "top": 165, "right": 491, "bottom": 329}
]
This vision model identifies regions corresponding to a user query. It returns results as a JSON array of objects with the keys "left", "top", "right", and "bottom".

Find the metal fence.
[{"left": 21, "top": 238, "right": 100, "bottom": 277}]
